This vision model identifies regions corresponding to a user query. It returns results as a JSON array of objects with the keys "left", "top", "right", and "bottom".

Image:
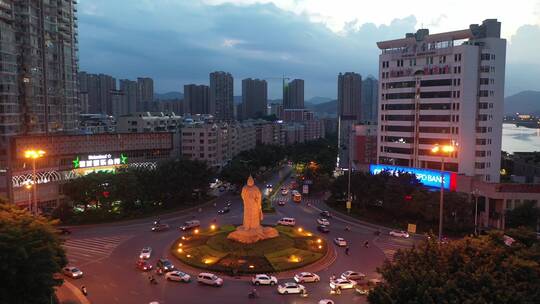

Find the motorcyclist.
[{"left": 81, "top": 285, "right": 88, "bottom": 296}]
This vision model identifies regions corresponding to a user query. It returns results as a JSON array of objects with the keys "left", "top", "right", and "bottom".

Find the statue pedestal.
[{"left": 227, "top": 226, "right": 279, "bottom": 244}]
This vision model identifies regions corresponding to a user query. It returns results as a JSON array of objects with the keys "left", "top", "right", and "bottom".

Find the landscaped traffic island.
[{"left": 171, "top": 225, "right": 327, "bottom": 274}]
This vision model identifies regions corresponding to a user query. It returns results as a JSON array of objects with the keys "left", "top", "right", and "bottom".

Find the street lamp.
[
  {"left": 431, "top": 144, "right": 455, "bottom": 241},
  {"left": 24, "top": 149, "right": 45, "bottom": 215}
]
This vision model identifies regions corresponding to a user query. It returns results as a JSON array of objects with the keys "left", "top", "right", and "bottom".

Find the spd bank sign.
[{"left": 369, "top": 164, "right": 457, "bottom": 191}]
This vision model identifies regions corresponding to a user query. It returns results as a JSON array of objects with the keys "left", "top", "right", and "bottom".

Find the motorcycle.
[{"left": 248, "top": 290, "right": 259, "bottom": 299}]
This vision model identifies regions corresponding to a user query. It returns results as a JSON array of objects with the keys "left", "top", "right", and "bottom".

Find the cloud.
[
  {"left": 77, "top": 0, "right": 540, "bottom": 98},
  {"left": 506, "top": 24, "right": 540, "bottom": 95}
]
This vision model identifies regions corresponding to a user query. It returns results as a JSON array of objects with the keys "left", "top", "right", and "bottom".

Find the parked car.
[
  {"left": 340, "top": 270, "right": 366, "bottom": 281},
  {"left": 156, "top": 259, "right": 175, "bottom": 273},
  {"left": 317, "top": 218, "right": 330, "bottom": 226},
  {"left": 277, "top": 282, "right": 306, "bottom": 294},
  {"left": 330, "top": 278, "right": 357, "bottom": 290},
  {"left": 277, "top": 217, "right": 296, "bottom": 226},
  {"left": 317, "top": 225, "right": 330, "bottom": 233},
  {"left": 62, "top": 266, "right": 83, "bottom": 279},
  {"left": 251, "top": 274, "right": 278, "bottom": 285},
  {"left": 179, "top": 220, "right": 201, "bottom": 231},
  {"left": 389, "top": 230, "right": 410, "bottom": 238},
  {"left": 151, "top": 223, "right": 170, "bottom": 232},
  {"left": 333, "top": 237, "right": 347, "bottom": 247},
  {"left": 293, "top": 272, "right": 320, "bottom": 283},
  {"left": 136, "top": 260, "right": 153, "bottom": 271},
  {"left": 197, "top": 273, "right": 223, "bottom": 287},
  {"left": 139, "top": 247, "right": 152, "bottom": 259},
  {"left": 165, "top": 270, "right": 191, "bottom": 282},
  {"left": 319, "top": 210, "right": 331, "bottom": 218},
  {"left": 218, "top": 207, "right": 230, "bottom": 214}
]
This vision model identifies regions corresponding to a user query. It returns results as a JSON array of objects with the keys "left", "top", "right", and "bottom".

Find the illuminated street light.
[
  {"left": 24, "top": 149, "right": 45, "bottom": 215},
  {"left": 431, "top": 144, "right": 456, "bottom": 241},
  {"left": 210, "top": 224, "right": 216, "bottom": 231}
]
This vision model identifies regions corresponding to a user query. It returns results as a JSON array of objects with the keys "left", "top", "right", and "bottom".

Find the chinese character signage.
[{"left": 73, "top": 153, "right": 128, "bottom": 169}]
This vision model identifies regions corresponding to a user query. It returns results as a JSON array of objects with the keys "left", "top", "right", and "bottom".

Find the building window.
[
  {"left": 481, "top": 53, "right": 491, "bottom": 61},
  {"left": 439, "top": 56, "right": 446, "bottom": 64},
  {"left": 479, "top": 90, "right": 489, "bottom": 97},
  {"left": 475, "top": 162, "right": 486, "bottom": 169}
]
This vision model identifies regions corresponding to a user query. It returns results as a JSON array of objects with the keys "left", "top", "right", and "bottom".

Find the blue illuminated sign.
[{"left": 369, "top": 164, "right": 456, "bottom": 190}]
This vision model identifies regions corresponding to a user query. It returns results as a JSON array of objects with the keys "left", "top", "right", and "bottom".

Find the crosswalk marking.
[
  {"left": 63, "top": 235, "right": 132, "bottom": 265},
  {"left": 374, "top": 238, "right": 413, "bottom": 262}
]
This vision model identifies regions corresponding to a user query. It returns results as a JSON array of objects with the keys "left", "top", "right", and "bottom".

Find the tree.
[
  {"left": 0, "top": 204, "right": 67, "bottom": 303},
  {"left": 506, "top": 201, "right": 540, "bottom": 229},
  {"left": 368, "top": 232, "right": 540, "bottom": 304}
]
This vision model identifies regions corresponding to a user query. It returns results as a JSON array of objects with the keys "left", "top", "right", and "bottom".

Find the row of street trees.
[
  {"left": 328, "top": 171, "right": 473, "bottom": 234},
  {"left": 55, "top": 158, "right": 214, "bottom": 224},
  {"left": 219, "top": 137, "right": 338, "bottom": 192}
]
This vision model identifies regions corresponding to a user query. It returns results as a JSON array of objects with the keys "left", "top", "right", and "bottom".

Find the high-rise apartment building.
[
  {"left": 337, "top": 72, "right": 362, "bottom": 169},
  {"left": 338, "top": 72, "right": 362, "bottom": 120},
  {"left": 120, "top": 79, "right": 138, "bottom": 114},
  {"left": 209, "top": 71, "right": 234, "bottom": 121},
  {"left": 0, "top": 0, "right": 79, "bottom": 166},
  {"left": 137, "top": 77, "right": 154, "bottom": 111},
  {"left": 78, "top": 72, "right": 116, "bottom": 114},
  {"left": 361, "top": 76, "right": 379, "bottom": 124},
  {"left": 283, "top": 79, "right": 304, "bottom": 109},
  {"left": 241, "top": 78, "right": 268, "bottom": 119},
  {"left": 377, "top": 19, "right": 506, "bottom": 182},
  {"left": 184, "top": 84, "right": 210, "bottom": 115}
]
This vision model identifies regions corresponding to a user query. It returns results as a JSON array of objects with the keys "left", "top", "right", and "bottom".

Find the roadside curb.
[
  {"left": 316, "top": 201, "right": 425, "bottom": 240},
  {"left": 56, "top": 280, "right": 91, "bottom": 304},
  {"left": 62, "top": 196, "right": 223, "bottom": 229},
  {"left": 166, "top": 236, "right": 337, "bottom": 282}
]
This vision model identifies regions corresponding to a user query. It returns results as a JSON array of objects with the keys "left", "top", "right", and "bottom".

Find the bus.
[{"left": 293, "top": 192, "right": 302, "bottom": 203}]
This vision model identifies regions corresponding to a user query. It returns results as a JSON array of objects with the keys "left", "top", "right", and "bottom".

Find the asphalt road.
[{"left": 61, "top": 166, "right": 416, "bottom": 304}]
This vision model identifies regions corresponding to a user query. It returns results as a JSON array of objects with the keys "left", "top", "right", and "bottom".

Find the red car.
[{"left": 136, "top": 260, "right": 153, "bottom": 271}]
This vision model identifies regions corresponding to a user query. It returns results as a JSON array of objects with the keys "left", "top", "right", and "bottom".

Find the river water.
[{"left": 502, "top": 123, "right": 540, "bottom": 153}]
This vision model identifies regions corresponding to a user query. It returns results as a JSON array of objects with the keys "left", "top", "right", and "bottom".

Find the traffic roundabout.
[{"left": 171, "top": 225, "right": 328, "bottom": 274}]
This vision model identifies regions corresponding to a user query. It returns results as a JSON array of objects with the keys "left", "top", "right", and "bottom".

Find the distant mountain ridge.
[
  {"left": 155, "top": 92, "right": 183, "bottom": 100},
  {"left": 504, "top": 91, "right": 540, "bottom": 115},
  {"left": 306, "top": 99, "right": 337, "bottom": 117}
]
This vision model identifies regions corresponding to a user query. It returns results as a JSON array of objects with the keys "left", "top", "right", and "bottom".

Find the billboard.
[{"left": 369, "top": 164, "right": 456, "bottom": 191}]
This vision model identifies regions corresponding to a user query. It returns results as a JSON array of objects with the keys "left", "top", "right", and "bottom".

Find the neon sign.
[
  {"left": 73, "top": 153, "right": 128, "bottom": 169},
  {"left": 369, "top": 164, "right": 456, "bottom": 191}
]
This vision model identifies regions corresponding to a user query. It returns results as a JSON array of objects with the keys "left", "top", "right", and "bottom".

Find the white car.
[
  {"left": 293, "top": 272, "right": 320, "bottom": 283},
  {"left": 277, "top": 217, "right": 296, "bottom": 226},
  {"left": 389, "top": 230, "right": 410, "bottom": 238},
  {"left": 341, "top": 270, "right": 366, "bottom": 281},
  {"left": 317, "top": 218, "right": 330, "bottom": 226},
  {"left": 252, "top": 274, "right": 278, "bottom": 285},
  {"left": 277, "top": 282, "right": 306, "bottom": 294},
  {"left": 333, "top": 237, "right": 347, "bottom": 247},
  {"left": 62, "top": 266, "right": 83, "bottom": 279},
  {"left": 197, "top": 273, "right": 223, "bottom": 287},
  {"left": 330, "top": 278, "right": 357, "bottom": 290},
  {"left": 139, "top": 247, "right": 152, "bottom": 259},
  {"left": 318, "top": 300, "right": 335, "bottom": 304},
  {"left": 166, "top": 270, "right": 191, "bottom": 282}
]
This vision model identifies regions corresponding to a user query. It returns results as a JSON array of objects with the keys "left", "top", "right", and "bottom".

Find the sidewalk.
[
  {"left": 316, "top": 197, "right": 425, "bottom": 240},
  {"left": 56, "top": 280, "right": 91, "bottom": 304}
]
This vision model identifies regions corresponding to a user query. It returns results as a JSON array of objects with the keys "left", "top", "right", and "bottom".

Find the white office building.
[{"left": 376, "top": 19, "right": 506, "bottom": 183}]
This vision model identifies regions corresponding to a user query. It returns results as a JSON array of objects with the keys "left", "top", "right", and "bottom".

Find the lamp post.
[
  {"left": 472, "top": 188, "right": 480, "bottom": 235},
  {"left": 24, "top": 149, "right": 45, "bottom": 215},
  {"left": 431, "top": 144, "right": 455, "bottom": 241}
]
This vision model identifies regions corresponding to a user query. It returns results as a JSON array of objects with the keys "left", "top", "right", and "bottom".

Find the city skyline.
[{"left": 78, "top": 0, "right": 540, "bottom": 98}]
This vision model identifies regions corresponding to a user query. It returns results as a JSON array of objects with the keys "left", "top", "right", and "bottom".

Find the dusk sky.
[{"left": 78, "top": 0, "right": 540, "bottom": 99}]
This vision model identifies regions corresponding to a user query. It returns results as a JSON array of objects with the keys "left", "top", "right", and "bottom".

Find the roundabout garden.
[{"left": 171, "top": 225, "right": 328, "bottom": 274}]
